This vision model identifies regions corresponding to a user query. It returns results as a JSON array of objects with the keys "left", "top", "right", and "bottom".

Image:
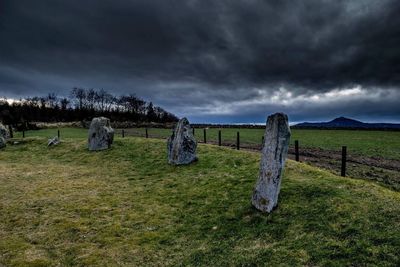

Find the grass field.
[
  {"left": 14, "top": 127, "right": 400, "bottom": 160},
  {"left": 1, "top": 136, "right": 399, "bottom": 266},
  {"left": 190, "top": 128, "right": 400, "bottom": 160}
]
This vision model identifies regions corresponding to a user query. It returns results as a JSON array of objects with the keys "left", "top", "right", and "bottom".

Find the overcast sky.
[{"left": 1, "top": 0, "right": 399, "bottom": 123}]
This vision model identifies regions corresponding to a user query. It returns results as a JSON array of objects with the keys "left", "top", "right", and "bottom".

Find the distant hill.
[{"left": 293, "top": 117, "right": 400, "bottom": 130}]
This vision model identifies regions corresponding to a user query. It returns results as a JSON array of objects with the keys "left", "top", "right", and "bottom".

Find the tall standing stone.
[
  {"left": 0, "top": 123, "right": 10, "bottom": 149},
  {"left": 167, "top": 117, "right": 197, "bottom": 165},
  {"left": 88, "top": 117, "right": 114, "bottom": 151},
  {"left": 252, "top": 113, "right": 291, "bottom": 213}
]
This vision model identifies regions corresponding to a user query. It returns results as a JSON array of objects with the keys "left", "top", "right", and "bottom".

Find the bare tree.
[
  {"left": 60, "top": 98, "right": 70, "bottom": 110},
  {"left": 71, "top": 87, "right": 86, "bottom": 110},
  {"left": 86, "top": 88, "right": 96, "bottom": 110},
  {"left": 47, "top": 93, "right": 58, "bottom": 108}
]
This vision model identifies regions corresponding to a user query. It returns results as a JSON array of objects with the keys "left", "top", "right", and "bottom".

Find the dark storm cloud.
[{"left": 0, "top": 0, "right": 399, "bottom": 122}]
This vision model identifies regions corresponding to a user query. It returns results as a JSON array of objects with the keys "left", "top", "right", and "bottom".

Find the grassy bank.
[{"left": 0, "top": 137, "right": 399, "bottom": 266}]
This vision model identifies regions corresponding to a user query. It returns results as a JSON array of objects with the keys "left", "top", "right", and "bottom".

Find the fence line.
[
  {"left": 34, "top": 127, "right": 374, "bottom": 182},
  {"left": 117, "top": 128, "right": 350, "bottom": 178},
  {"left": 15, "top": 127, "right": 398, "bottom": 190}
]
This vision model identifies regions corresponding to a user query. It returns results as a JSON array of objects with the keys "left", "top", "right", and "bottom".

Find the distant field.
[
  {"left": 15, "top": 127, "right": 400, "bottom": 160},
  {"left": 1, "top": 137, "right": 399, "bottom": 266},
  {"left": 14, "top": 128, "right": 87, "bottom": 139},
  {"left": 290, "top": 129, "right": 400, "bottom": 160}
]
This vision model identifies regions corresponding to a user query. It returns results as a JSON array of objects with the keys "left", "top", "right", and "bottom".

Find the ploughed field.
[
  {"left": 1, "top": 136, "right": 400, "bottom": 266},
  {"left": 15, "top": 127, "right": 400, "bottom": 190}
]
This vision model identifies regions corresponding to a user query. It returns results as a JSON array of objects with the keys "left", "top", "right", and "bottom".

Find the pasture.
[
  {"left": 1, "top": 136, "right": 400, "bottom": 266},
  {"left": 13, "top": 127, "right": 400, "bottom": 190},
  {"left": 16, "top": 128, "right": 400, "bottom": 191},
  {"left": 14, "top": 127, "right": 400, "bottom": 160}
]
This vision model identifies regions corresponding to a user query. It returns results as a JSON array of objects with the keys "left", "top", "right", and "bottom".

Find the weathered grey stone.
[
  {"left": 252, "top": 113, "right": 291, "bottom": 213},
  {"left": 48, "top": 136, "right": 60, "bottom": 147},
  {"left": 0, "top": 137, "right": 5, "bottom": 149},
  {"left": 167, "top": 117, "right": 197, "bottom": 165},
  {"left": 0, "top": 123, "right": 10, "bottom": 139},
  {"left": 0, "top": 123, "right": 9, "bottom": 149},
  {"left": 88, "top": 117, "right": 114, "bottom": 151}
]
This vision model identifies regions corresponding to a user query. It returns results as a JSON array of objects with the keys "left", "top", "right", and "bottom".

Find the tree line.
[{"left": 0, "top": 88, "right": 178, "bottom": 127}]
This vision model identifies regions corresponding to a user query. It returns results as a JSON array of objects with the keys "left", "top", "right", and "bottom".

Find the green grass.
[
  {"left": 290, "top": 129, "right": 400, "bottom": 160},
  {"left": 14, "top": 128, "right": 87, "bottom": 139},
  {"left": 16, "top": 127, "right": 400, "bottom": 160},
  {"left": 198, "top": 128, "right": 400, "bottom": 160},
  {"left": 1, "top": 137, "right": 399, "bottom": 266}
]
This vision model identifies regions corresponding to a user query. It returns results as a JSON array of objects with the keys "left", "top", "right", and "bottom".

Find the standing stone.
[
  {"left": 0, "top": 123, "right": 10, "bottom": 149},
  {"left": 252, "top": 113, "right": 291, "bottom": 213},
  {"left": 0, "top": 123, "right": 10, "bottom": 139},
  {"left": 0, "top": 137, "right": 5, "bottom": 149},
  {"left": 88, "top": 117, "right": 114, "bottom": 151},
  {"left": 167, "top": 117, "right": 197, "bottom": 165}
]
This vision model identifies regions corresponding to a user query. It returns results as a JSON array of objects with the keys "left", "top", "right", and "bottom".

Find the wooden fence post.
[
  {"left": 122, "top": 129, "right": 125, "bottom": 138},
  {"left": 23, "top": 122, "right": 27, "bottom": 138},
  {"left": 218, "top": 130, "right": 221, "bottom": 146},
  {"left": 192, "top": 127, "right": 195, "bottom": 136},
  {"left": 8, "top": 125, "right": 13, "bottom": 138},
  {"left": 236, "top": 131, "right": 240, "bottom": 150},
  {"left": 261, "top": 136, "right": 264, "bottom": 149},
  {"left": 341, "top": 146, "right": 347, "bottom": 177},
  {"left": 145, "top": 128, "right": 148, "bottom": 138},
  {"left": 295, "top": 140, "right": 299, "bottom": 162},
  {"left": 203, "top": 128, "right": 207, "bottom": 143},
  {"left": 57, "top": 129, "right": 60, "bottom": 139}
]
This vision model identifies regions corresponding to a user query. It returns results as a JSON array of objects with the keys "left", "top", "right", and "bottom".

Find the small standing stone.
[
  {"left": 167, "top": 117, "right": 197, "bottom": 165},
  {"left": 88, "top": 117, "right": 114, "bottom": 151},
  {"left": 0, "top": 123, "right": 10, "bottom": 149},
  {"left": 252, "top": 113, "right": 291, "bottom": 213},
  {"left": 0, "top": 123, "right": 10, "bottom": 139},
  {"left": 48, "top": 136, "right": 60, "bottom": 147},
  {"left": 0, "top": 137, "right": 5, "bottom": 149}
]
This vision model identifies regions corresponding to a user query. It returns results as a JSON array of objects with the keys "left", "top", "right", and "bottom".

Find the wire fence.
[
  {"left": 14, "top": 126, "right": 400, "bottom": 191},
  {"left": 117, "top": 127, "right": 400, "bottom": 191}
]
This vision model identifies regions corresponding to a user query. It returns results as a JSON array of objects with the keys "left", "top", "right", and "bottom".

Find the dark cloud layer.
[{"left": 0, "top": 0, "right": 399, "bottom": 122}]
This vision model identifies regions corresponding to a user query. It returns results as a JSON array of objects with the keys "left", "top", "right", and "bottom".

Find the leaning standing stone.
[
  {"left": 167, "top": 117, "right": 197, "bottom": 165},
  {"left": 252, "top": 113, "right": 291, "bottom": 213},
  {"left": 88, "top": 117, "right": 114, "bottom": 151},
  {"left": 0, "top": 123, "right": 9, "bottom": 149}
]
